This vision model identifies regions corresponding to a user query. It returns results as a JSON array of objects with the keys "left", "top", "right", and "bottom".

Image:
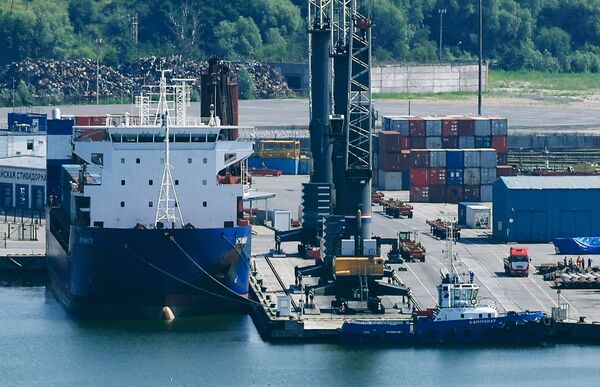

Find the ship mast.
[{"left": 154, "top": 71, "right": 185, "bottom": 228}]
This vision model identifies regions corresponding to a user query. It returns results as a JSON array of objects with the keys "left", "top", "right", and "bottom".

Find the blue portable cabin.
[
  {"left": 492, "top": 176, "right": 600, "bottom": 243},
  {"left": 7, "top": 112, "right": 47, "bottom": 132}
]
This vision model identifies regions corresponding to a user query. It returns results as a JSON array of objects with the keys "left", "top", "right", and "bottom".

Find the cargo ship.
[
  {"left": 46, "top": 70, "right": 254, "bottom": 317},
  {"left": 340, "top": 225, "right": 548, "bottom": 345}
]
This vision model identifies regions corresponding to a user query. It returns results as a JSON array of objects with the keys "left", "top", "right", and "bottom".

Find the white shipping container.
[
  {"left": 268, "top": 209, "right": 291, "bottom": 231},
  {"left": 426, "top": 136, "right": 443, "bottom": 149},
  {"left": 378, "top": 170, "right": 403, "bottom": 190},
  {"left": 466, "top": 204, "right": 491, "bottom": 229},
  {"left": 463, "top": 149, "right": 481, "bottom": 168},
  {"left": 479, "top": 149, "right": 497, "bottom": 168},
  {"left": 363, "top": 239, "right": 377, "bottom": 256},
  {"left": 429, "top": 149, "right": 446, "bottom": 167},
  {"left": 473, "top": 117, "right": 491, "bottom": 136},
  {"left": 424, "top": 117, "right": 442, "bottom": 136},
  {"left": 341, "top": 239, "right": 355, "bottom": 256}
]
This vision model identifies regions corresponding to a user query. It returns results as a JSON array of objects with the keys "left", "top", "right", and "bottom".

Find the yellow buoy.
[{"left": 162, "top": 306, "right": 175, "bottom": 321}]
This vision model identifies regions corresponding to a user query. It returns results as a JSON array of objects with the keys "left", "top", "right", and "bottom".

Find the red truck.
[{"left": 504, "top": 247, "right": 530, "bottom": 277}]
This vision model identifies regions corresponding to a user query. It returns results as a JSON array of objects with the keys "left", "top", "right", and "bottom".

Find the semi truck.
[{"left": 504, "top": 247, "right": 530, "bottom": 277}]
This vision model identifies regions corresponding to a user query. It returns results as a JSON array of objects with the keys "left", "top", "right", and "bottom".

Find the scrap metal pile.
[{"left": 0, "top": 56, "right": 293, "bottom": 99}]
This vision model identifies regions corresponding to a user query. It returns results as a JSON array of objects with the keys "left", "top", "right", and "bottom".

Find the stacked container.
[
  {"left": 409, "top": 149, "right": 497, "bottom": 203},
  {"left": 378, "top": 115, "right": 510, "bottom": 198}
]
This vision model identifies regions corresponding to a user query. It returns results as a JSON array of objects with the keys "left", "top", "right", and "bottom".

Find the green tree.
[
  {"left": 237, "top": 68, "right": 256, "bottom": 100},
  {"left": 214, "top": 17, "right": 263, "bottom": 60}
]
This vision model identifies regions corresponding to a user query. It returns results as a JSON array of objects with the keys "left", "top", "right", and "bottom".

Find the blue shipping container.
[
  {"left": 402, "top": 171, "right": 411, "bottom": 190},
  {"left": 447, "top": 169, "right": 464, "bottom": 185},
  {"left": 446, "top": 150, "right": 464, "bottom": 169}
]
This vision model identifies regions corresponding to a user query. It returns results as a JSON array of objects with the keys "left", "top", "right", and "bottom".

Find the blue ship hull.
[
  {"left": 340, "top": 311, "right": 548, "bottom": 345},
  {"left": 47, "top": 224, "right": 252, "bottom": 318}
]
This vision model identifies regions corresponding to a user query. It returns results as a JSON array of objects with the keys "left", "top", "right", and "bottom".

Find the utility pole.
[
  {"left": 12, "top": 77, "right": 15, "bottom": 108},
  {"left": 438, "top": 9, "right": 447, "bottom": 61},
  {"left": 478, "top": 0, "right": 483, "bottom": 115},
  {"left": 130, "top": 14, "right": 139, "bottom": 44},
  {"left": 96, "top": 38, "right": 102, "bottom": 105}
]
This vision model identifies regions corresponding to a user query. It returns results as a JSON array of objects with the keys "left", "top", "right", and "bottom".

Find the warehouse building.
[
  {"left": 0, "top": 156, "right": 46, "bottom": 211},
  {"left": 493, "top": 176, "right": 600, "bottom": 242}
]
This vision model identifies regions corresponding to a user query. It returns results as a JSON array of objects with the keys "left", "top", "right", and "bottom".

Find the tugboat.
[{"left": 340, "top": 223, "right": 549, "bottom": 345}]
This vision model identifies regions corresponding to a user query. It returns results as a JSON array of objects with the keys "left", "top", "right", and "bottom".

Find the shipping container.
[
  {"left": 480, "top": 149, "right": 497, "bottom": 168},
  {"left": 378, "top": 170, "right": 404, "bottom": 190},
  {"left": 428, "top": 185, "right": 445, "bottom": 202},
  {"left": 446, "top": 150, "right": 464, "bottom": 169},
  {"left": 457, "top": 117, "right": 475, "bottom": 136},
  {"left": 447, "top": 169, "right": 464, "bottom": 185},
  {"left": 467, "top": 204, "right": 491, "bottom": 229},
  {"left": 464, "top": 168, "right": 481, "bottom": 185},
  {"left": 8, "top": 112, "right": 47, "bottom": 132},
  {"left": 463, "top": 185, "right": 481, "bottom": 202},
  {"left": 372, "top": 134, "right": 379, "bottom": 155},
  {"left": 442, "top": 118, "right": 459, "bottom": 137},
  {"left": 411, "top": 149, "right": 430, "bottom": 168},
  {"left": 446, "top": 185, "right": 464, "bottom": 204},
  {"left": 379, "top": 151, "right": 411, "bottom": 171},
  {"left": 75, "top": 115, "right": 109, "bottom": 126},
  {"left": 442, "top": 137, "right": 459, "bottom": 149},
  {"left": 492, "top": 176, "right": 600, "bottom": 242},
  {"left": 481, "top": 167, "right": 497, "bottom": 185},
  {"left": 378, "top": 130, "right": 403, "bottom": 152},
  {"left": 424, "top": 117, "right": 442, "bottom": 136},
  {"left": 497, "top": 152, "right": 508, "bottom": 165},
  {"left": 409, "top": 118, "right": 426, "bottom": 137},
  {"left": 411, "top": 168, "right": 430, "bottom": 187},
  {"left": 425, "top": 136, "right": 443, "bottom": 149},
  {"left": 402, "top": 171, "right": 411, "bottom": 190},
  {"left": 473, "top": 117, "right": 491, "bottom": 136},
  {"left": 390, "top": 117, "right": 410, "bottom": 136},
  {"left": 459, "top": 136, "right": 475, "bottom": 149},
  {"left": 474, "top": 136, "right": 492, "bottom": 148},
  {"left": 490, "top": 117, "right": 508, "bottom": 136},
  {"left": 463, "top": 149, "right": 481, "bottom": 168},
  {"left": 409, "top": 136, "right": 427, "bottom": 149},
  {"left": 410, "top": 186, "right": 430, "bottom": 203},
  {"left": 429, "top": 149, "right": 446, "bottom": 168},
  {"left": 428, "top": 168, "right": 446, "bottom": 186},
  {"left": 491, "top": 135, "right": 508, "bottom": 153},
  {"left": 480, "top": 184, "right": 493, "bottom": 201}
]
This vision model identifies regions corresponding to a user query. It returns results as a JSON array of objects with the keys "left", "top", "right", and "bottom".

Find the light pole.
[
  {"left": 438, "top": 8, "right": 447, "bottom": 61},
  {"left": 478, "top": 0, "right": 482, "bottom": 115},
  {"left": 96, "top": 38, "right": 102, "bottom": 105}
]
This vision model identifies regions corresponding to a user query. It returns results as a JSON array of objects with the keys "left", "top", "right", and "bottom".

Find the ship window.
[
  {"left": 139, "top": 134, "right": 153, "bottom": 143},
  {"left": 175, "top": 180, "right": 179, "bottom": 185},
  {"left": 224, "top": 221, "right": 234, "bottom": 228},
  {"left": 27, "top": 140, "right": 34, "bottom": 150},
  {"left": 207, "top": 134, "right": 217, "bottom": 142},
  {"left": 123, "top": 134, "right": 137, "bottom": 143},
  {"left": 121, "top": 158, "right": 125, "bottom": 164},
  {"left": 461, "top": 314, "right": 464, "bottom": 319},
  {"left": 93, "top": 221, "right": 104, "bottom": 228},
  {"left": 121, "top": 180, "right": 125, "bottom": 186},
  {"left": 203, "top": 201, "right": 207, "bottom": 207},
  {"left": 91, "top": 153, "right": 103, "bottom": 166},
  {"left": 188, "top": 158, "right": 192, "bottom": 164},
  {"left": 224, "top": 153, "right": 236, "bottom": 163},
  {"left": 488, "top": 314, "right": 492, "bottom": 318},
  {"left": 168, "top": 135, "right": 174, "bottom": 143},
  {"left": 192, "top": 135, "right": 206, "bottom": 143},
  {"left": 202, "top": 180, "right": 207, "bottom": 185},
  {"left": 175, "top": 201, "right": 178, "bottom": 207},
  {"left": 120, "top": 201, "right": 125, "bottom": 207},
  {"left": 136, "top": 158, "right": 140, "bottom": 164},
  {"left": 175, "top": 134, "right": 190, "bottom": 142},
  {"left": 149, "top": 180, "right": 153, "bottom": 185},
  {"left": 203, "top": 158, "right": 207, "bottom": 164},
  {"left": 148, "top": 201, "right": 153, "bottom": 207},
  {"left": 155, "top": 134, "right": 165, "bottom": 143},
  {"left": 479, "top": 314, "right": 483, "bottom": 318}
]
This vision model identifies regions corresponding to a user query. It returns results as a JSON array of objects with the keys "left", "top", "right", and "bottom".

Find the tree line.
[{"left": 2, "top": 0, "right": 600, "bottom": 73}]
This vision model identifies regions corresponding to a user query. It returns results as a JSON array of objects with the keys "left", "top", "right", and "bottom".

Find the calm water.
[{"left": 1, "top": 276, "right": 600, "bottom": 386}]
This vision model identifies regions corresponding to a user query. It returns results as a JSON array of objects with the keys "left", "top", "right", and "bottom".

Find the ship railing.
[{"left": 477, "top": 298, "right": 498, "bottom": 310}]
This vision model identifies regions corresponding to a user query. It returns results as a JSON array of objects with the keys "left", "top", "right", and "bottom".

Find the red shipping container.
[
  {"left": 446, "top": 185, "right": 464, "bottom": 204},
  {"left": 491, "top": 136, "right": 508, "bottom": 153},
  {"left": 428, "top": 185, "right": 446, "bottom": 203},
  {"left": 380, "top": 151, "right": 411, "bottom": 171},
  {"left": 400, "top": 136, "right": 410, "bottom": 150},
  {"left": 442, "top": 118, "right": 459, "bottom": 137},
  {"left": 409, "top": 118, "right": 426, "bottom": 137},
  {"left": 428, "top": 168, "right": 446, "bottom": 186},
  {"left": 496, "top": 165, "right": 516, "bottom": 177},
  {"left": 378, "top": 131, "right": 403, "bottom": 153},
  {"left": 457, "top": 117, "right": 475, "bottom": 136},
  {"left": 411, "top": 168, "right": 430, "bottom": 187},
  {"left": 463, "top": 185, "right": 481, "bottom": 201},
  {"left": 497, "top": 152, "right": 508, "bottom": 165},
  {"left": 410, "top": 149, "right": 430, "bottom": 168},
  {"left": 442, "top": 137, "right": 459, "bottom": 149},
  {"left": 409, "top": 136, "right": 427, "bottom": 149},
  {"left": 410, "top": 186, "right": 430, "bottom": 203}
]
